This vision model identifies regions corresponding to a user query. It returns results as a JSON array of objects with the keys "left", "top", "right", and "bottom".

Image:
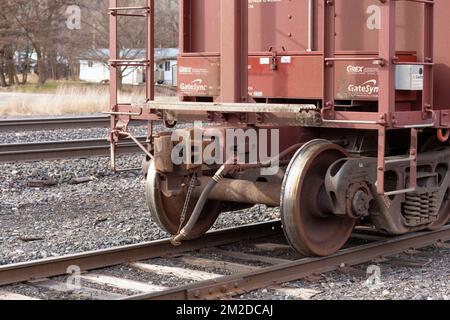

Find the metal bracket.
[
  {"left": 109, "top": 126, "right": 154, "bottom": 172},
  {"left": 325, "top": 157, "right": 377, "bottom": 216},
  {"left": 117, "top": 131, "right": 154, "bottom": 161}
]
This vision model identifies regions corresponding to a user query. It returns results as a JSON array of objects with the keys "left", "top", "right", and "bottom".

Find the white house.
[
  {"left": 79, "top": 59, "right": 110, "bottom": 83},
  {"left": 154, "top": 48, "right": 179, "bottom": 86},
  {"left": 79, "top": 48, "right": 179, "bottom": 86}
]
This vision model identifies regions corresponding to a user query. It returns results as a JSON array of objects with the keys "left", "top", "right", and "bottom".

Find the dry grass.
[{"left": 1, "top": 84, "right": 147, "bottom": 116}]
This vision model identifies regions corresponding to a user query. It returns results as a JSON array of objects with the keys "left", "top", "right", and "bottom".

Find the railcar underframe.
[{"left": 108, "top": 0, "right": 450, "bottom": 256}]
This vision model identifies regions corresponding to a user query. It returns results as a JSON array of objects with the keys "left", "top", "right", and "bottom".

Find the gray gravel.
[
  {"left": 0, "top": 154, "right": 275, "bottom": 265},
  {"left": 1, "top": 127, "right": 147, "bottom": 144},
  {"left": 240, "top": 246, "right": 450, "bottom": 300},
  {"left": 1, "top": 120, "right": 151, "bottom": 144},
  {"left": 1, "top": 122, "right": 217, "bottom": 144}
]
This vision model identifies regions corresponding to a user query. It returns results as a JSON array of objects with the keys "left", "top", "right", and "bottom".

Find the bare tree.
[
  {"left": 0, "top": 1, "right": 21, "bottom": 86},
  {"left": 0, "top": 0, "right": 179, "bottom": 86},
  {"left": 0, "top": 0, "right": 79, "bottom": 84},
  {"left": 155, "top": 0, "right": 179, "bottom": 48}
]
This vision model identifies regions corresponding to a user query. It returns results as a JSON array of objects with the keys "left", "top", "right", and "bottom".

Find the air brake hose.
[{"left": 170, "top": 161, "right": 233, "bottom": 246}]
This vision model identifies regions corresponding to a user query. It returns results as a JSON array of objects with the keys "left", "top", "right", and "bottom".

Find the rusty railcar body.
[{"left": 109, "top": 0, "right": 450, "bottom": 256}]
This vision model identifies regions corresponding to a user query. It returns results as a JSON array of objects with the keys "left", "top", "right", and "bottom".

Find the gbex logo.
[
  {"left": 179, "top": 79, "right": 208, "bottom": 93},
  {"left": 178, "top": 66, "right": 193, "bottom": 74},
  {"left": 347, "top": 65, "right": 378, "bottom": 75},
  {"left": 348, "top": 80, "right": 379, "bottom": 95},
  {"left": 347, "top": 65, "right": 365, "bottom": 74}
]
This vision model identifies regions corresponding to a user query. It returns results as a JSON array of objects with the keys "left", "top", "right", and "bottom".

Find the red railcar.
[{"left": 109, "top": 0, "right": 450, "bottom": 256}]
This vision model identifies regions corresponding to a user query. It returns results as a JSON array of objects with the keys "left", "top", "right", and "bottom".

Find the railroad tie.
[
  {"left": 252, "top": 243, "right": 292, "bottom": 251},
  {"left": 80, "top": 274, "right": 167, "bottom": 293},
  {"left": 270, "top": 287, "right": 322, "bottom": 300},
  {"left": 130, "top": 263, "right": 221, "bottom": 281},
  {"left": 0, "top": 291, "right": 40, "bottom": 301},
  {"left": 205, "top": 248, "right": 292, "bottom": 265},
  {"left": 179, "top": 256, "right": 260, "bottom": 274},
  {"left": 29, "top": 279, "right": 125, "bottom": 300}
]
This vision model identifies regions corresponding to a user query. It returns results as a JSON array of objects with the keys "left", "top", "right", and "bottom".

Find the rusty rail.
[
  {"left": 0, "top": 221, "right": 281, "bottom": 286},
  {"left": 125, "top": 225, "right": 450, "bottom": 300},
  {"left": 0, "top": 116, "right": 146, "bottom": 131},
  {"left": 0, "top": 137, "right": 146, "bottom": 162},
  {"left": 0, "top": 222, "right": 447, "bottom": 300}
]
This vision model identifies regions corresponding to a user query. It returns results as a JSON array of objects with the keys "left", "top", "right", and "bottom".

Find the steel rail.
[
  {"left": 125, "top": 225, "right": 450, "bottom": 300},
  {"left": 0, "top": 221, "right": 282, "bottom": 287},
  {"left": 0, "top": 116, "right": 146, "bottom": 131},
  {"left": 0, "top": 137, "right": 147, "bottom": 162},
  {"left": 0, "top": 116, "right": 109, "bottom": 131}
]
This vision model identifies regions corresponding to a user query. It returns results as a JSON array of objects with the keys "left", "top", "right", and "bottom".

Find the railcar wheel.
[
  {"left": 281, "top": 140, "right": 356, "bottom": 256},
  {"left": 145, "top": 161, "right": 222, "bottom": 239}
]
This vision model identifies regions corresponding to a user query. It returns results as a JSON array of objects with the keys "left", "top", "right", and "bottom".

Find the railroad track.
[
  {"left": 0, "top": 116, "right": 146, "bottom": 131},
  {"left": 0, "top": 222, "right": 448, "bottom": 300},
  {"left": 0, "top": 137, "right": 147, "bottom": 162}
]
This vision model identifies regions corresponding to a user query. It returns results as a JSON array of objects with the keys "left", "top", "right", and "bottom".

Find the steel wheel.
[
  {"left": 281, "top": 140, "right": 356, "bottom": 256},
  {"left": 146, "top": 161, "right": 222, "bottom": 239}
]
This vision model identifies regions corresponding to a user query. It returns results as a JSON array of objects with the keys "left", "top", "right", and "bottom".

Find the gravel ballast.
[
  {"left": 0, "top": 153, "right": 276, "bottom": 265},
  {"left": 239, "top": 246, "right": 450, "bottom": 300},
  {"left": 2, "top": 127, "right": 148, "bottom": 144}
]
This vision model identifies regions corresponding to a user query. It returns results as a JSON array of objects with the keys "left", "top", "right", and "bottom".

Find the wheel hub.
[{"left": 347, "top": 183, "right": 372, "bottom": 219}]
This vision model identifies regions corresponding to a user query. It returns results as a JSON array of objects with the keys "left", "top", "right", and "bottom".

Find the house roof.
[
  {"left": 80, "top": 48, "right": 179, "bottom": 62},
  {"left": 155, "top": 48, "right": 179, "bottom": 61}
]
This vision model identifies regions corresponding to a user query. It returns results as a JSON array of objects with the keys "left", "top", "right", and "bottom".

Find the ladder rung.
[
  {"left": 111, "top": 13, "right": 148, "bottom": 17},
  {"left": 109, "top": 6, "right": 150, "bottom": 11},
  {"left": 324, "top": 57, "right": 382, "bottom": 62},
  {"left": 402, "top": 0, "right": 434, "bottom": 5},
  {"left": 394, "top": 123, "right": 435, "bottom": 129},
  {"left": 109, "top": 59, "right": 150, "bottom": 67},
  {"left": 110, "top": 59, "right": 149, "bottom": 63},
  {"left": 110, "top": 63, "right": 148, "bottom": 68},
  {"left": 393, "top": 61, "right": 434, "bottom": 66},
  {"left": 385, "top": 156, "right": 416, "bottom": 165},
  {"left": 110, "top": 63, "right": 149, "bottom": 67},
  {"left": 109, "top": 6, "right": 150, "bottom": 17},
  {"left": 384, "top": 188, "right": 416, "bottom": 197}
]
